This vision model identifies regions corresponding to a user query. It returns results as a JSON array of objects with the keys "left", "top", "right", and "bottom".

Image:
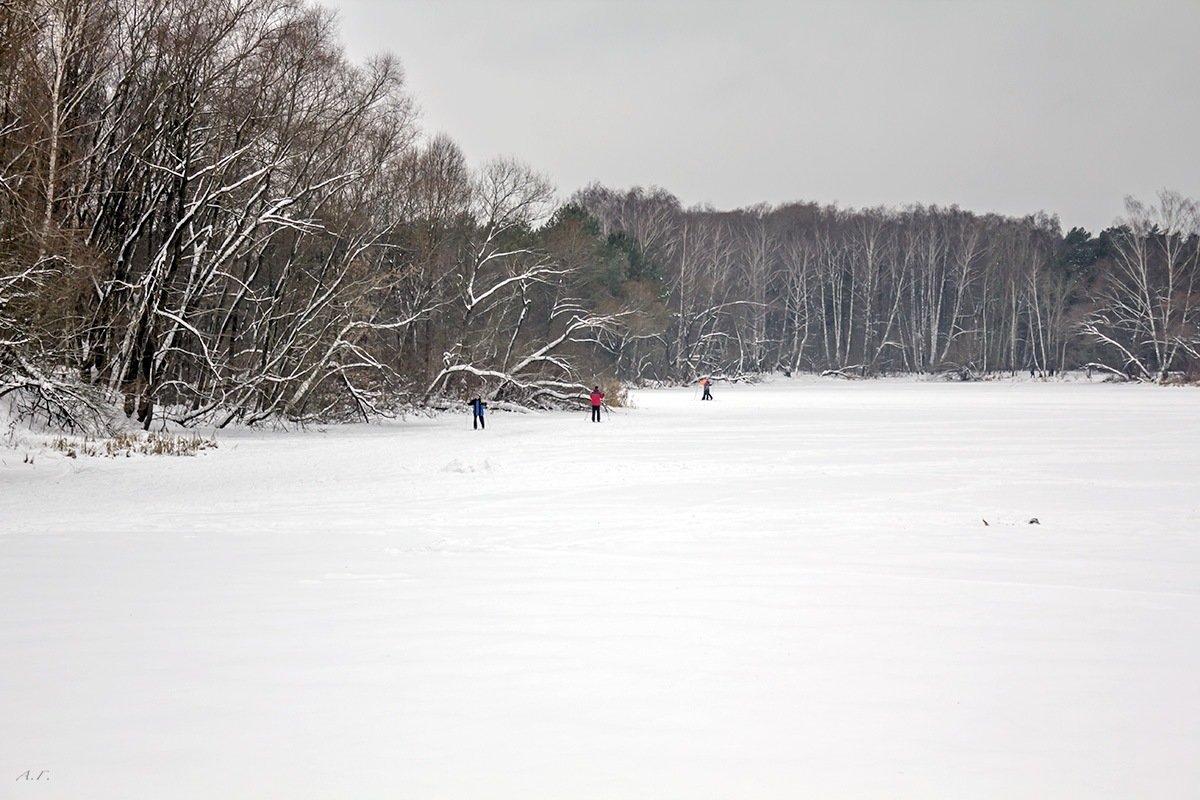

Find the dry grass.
[
  {"left": 49, "top": 431, "right": 218, "bottom": 459},
  {"left": 598, "top": 377, "right": 628, "bottom": 408}
]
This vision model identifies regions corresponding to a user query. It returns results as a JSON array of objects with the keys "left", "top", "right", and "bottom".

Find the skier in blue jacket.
[{"left": 468, "top": 397, "right": 486, "bottom": 430}]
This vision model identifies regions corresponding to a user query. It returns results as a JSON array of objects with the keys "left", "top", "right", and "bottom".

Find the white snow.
[{"left": 2, "top": 378, "right": 1199, "bottom": 799}]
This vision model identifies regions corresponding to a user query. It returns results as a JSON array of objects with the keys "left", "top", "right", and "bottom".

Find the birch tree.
[{"left": 1082, "top": 192, "right": 1200, "bottom": 381}]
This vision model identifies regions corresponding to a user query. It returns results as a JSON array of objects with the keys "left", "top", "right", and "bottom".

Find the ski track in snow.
[{"left": 2, "top": 377, "right": 1199, "bottom": 799}]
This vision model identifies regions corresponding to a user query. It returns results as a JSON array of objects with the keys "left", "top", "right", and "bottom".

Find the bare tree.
[{"left": 1082, "top": 191, "right": 1200, "bottom": 381}]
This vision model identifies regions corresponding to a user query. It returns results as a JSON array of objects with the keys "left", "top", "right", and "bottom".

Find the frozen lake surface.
[{"left": 3, "top": 378, "right": 1199, "bottom": 798}]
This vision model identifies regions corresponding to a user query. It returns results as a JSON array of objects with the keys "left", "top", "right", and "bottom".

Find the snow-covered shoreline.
[{"left": 3, "top": 378, "right": 1199, "bottom": 798}]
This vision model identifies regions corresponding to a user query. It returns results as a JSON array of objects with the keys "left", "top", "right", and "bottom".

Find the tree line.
[
  {"left": 2, "top": 0, "right": 1197, "bottom": 431},
  {"left": 572, "top": 186, "right": 1200, "bottom": 384}
]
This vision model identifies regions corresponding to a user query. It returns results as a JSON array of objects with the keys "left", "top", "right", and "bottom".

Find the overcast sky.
[{"left": 329, "top": 0, "right": 1199, "bottom": 232}]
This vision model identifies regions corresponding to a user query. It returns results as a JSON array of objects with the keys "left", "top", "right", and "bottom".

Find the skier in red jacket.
[{"left": 589, "top": 386, "right": 605, "bottom": 422}]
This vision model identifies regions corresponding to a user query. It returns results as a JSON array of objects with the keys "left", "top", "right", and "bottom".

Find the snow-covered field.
[{"left": 3, "top": 378, "right": 1199, "bottom": 799}]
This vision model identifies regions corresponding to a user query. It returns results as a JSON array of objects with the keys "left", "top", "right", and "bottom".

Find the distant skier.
[
  {"left": 589, "top": 386, "right": 605, "bottom": 422},
  {"left": 468, "top": 396, "right": 486, "bottom": 430},
  {"left": 700, "top": 376, "right": 713, "bottom": 400}
]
